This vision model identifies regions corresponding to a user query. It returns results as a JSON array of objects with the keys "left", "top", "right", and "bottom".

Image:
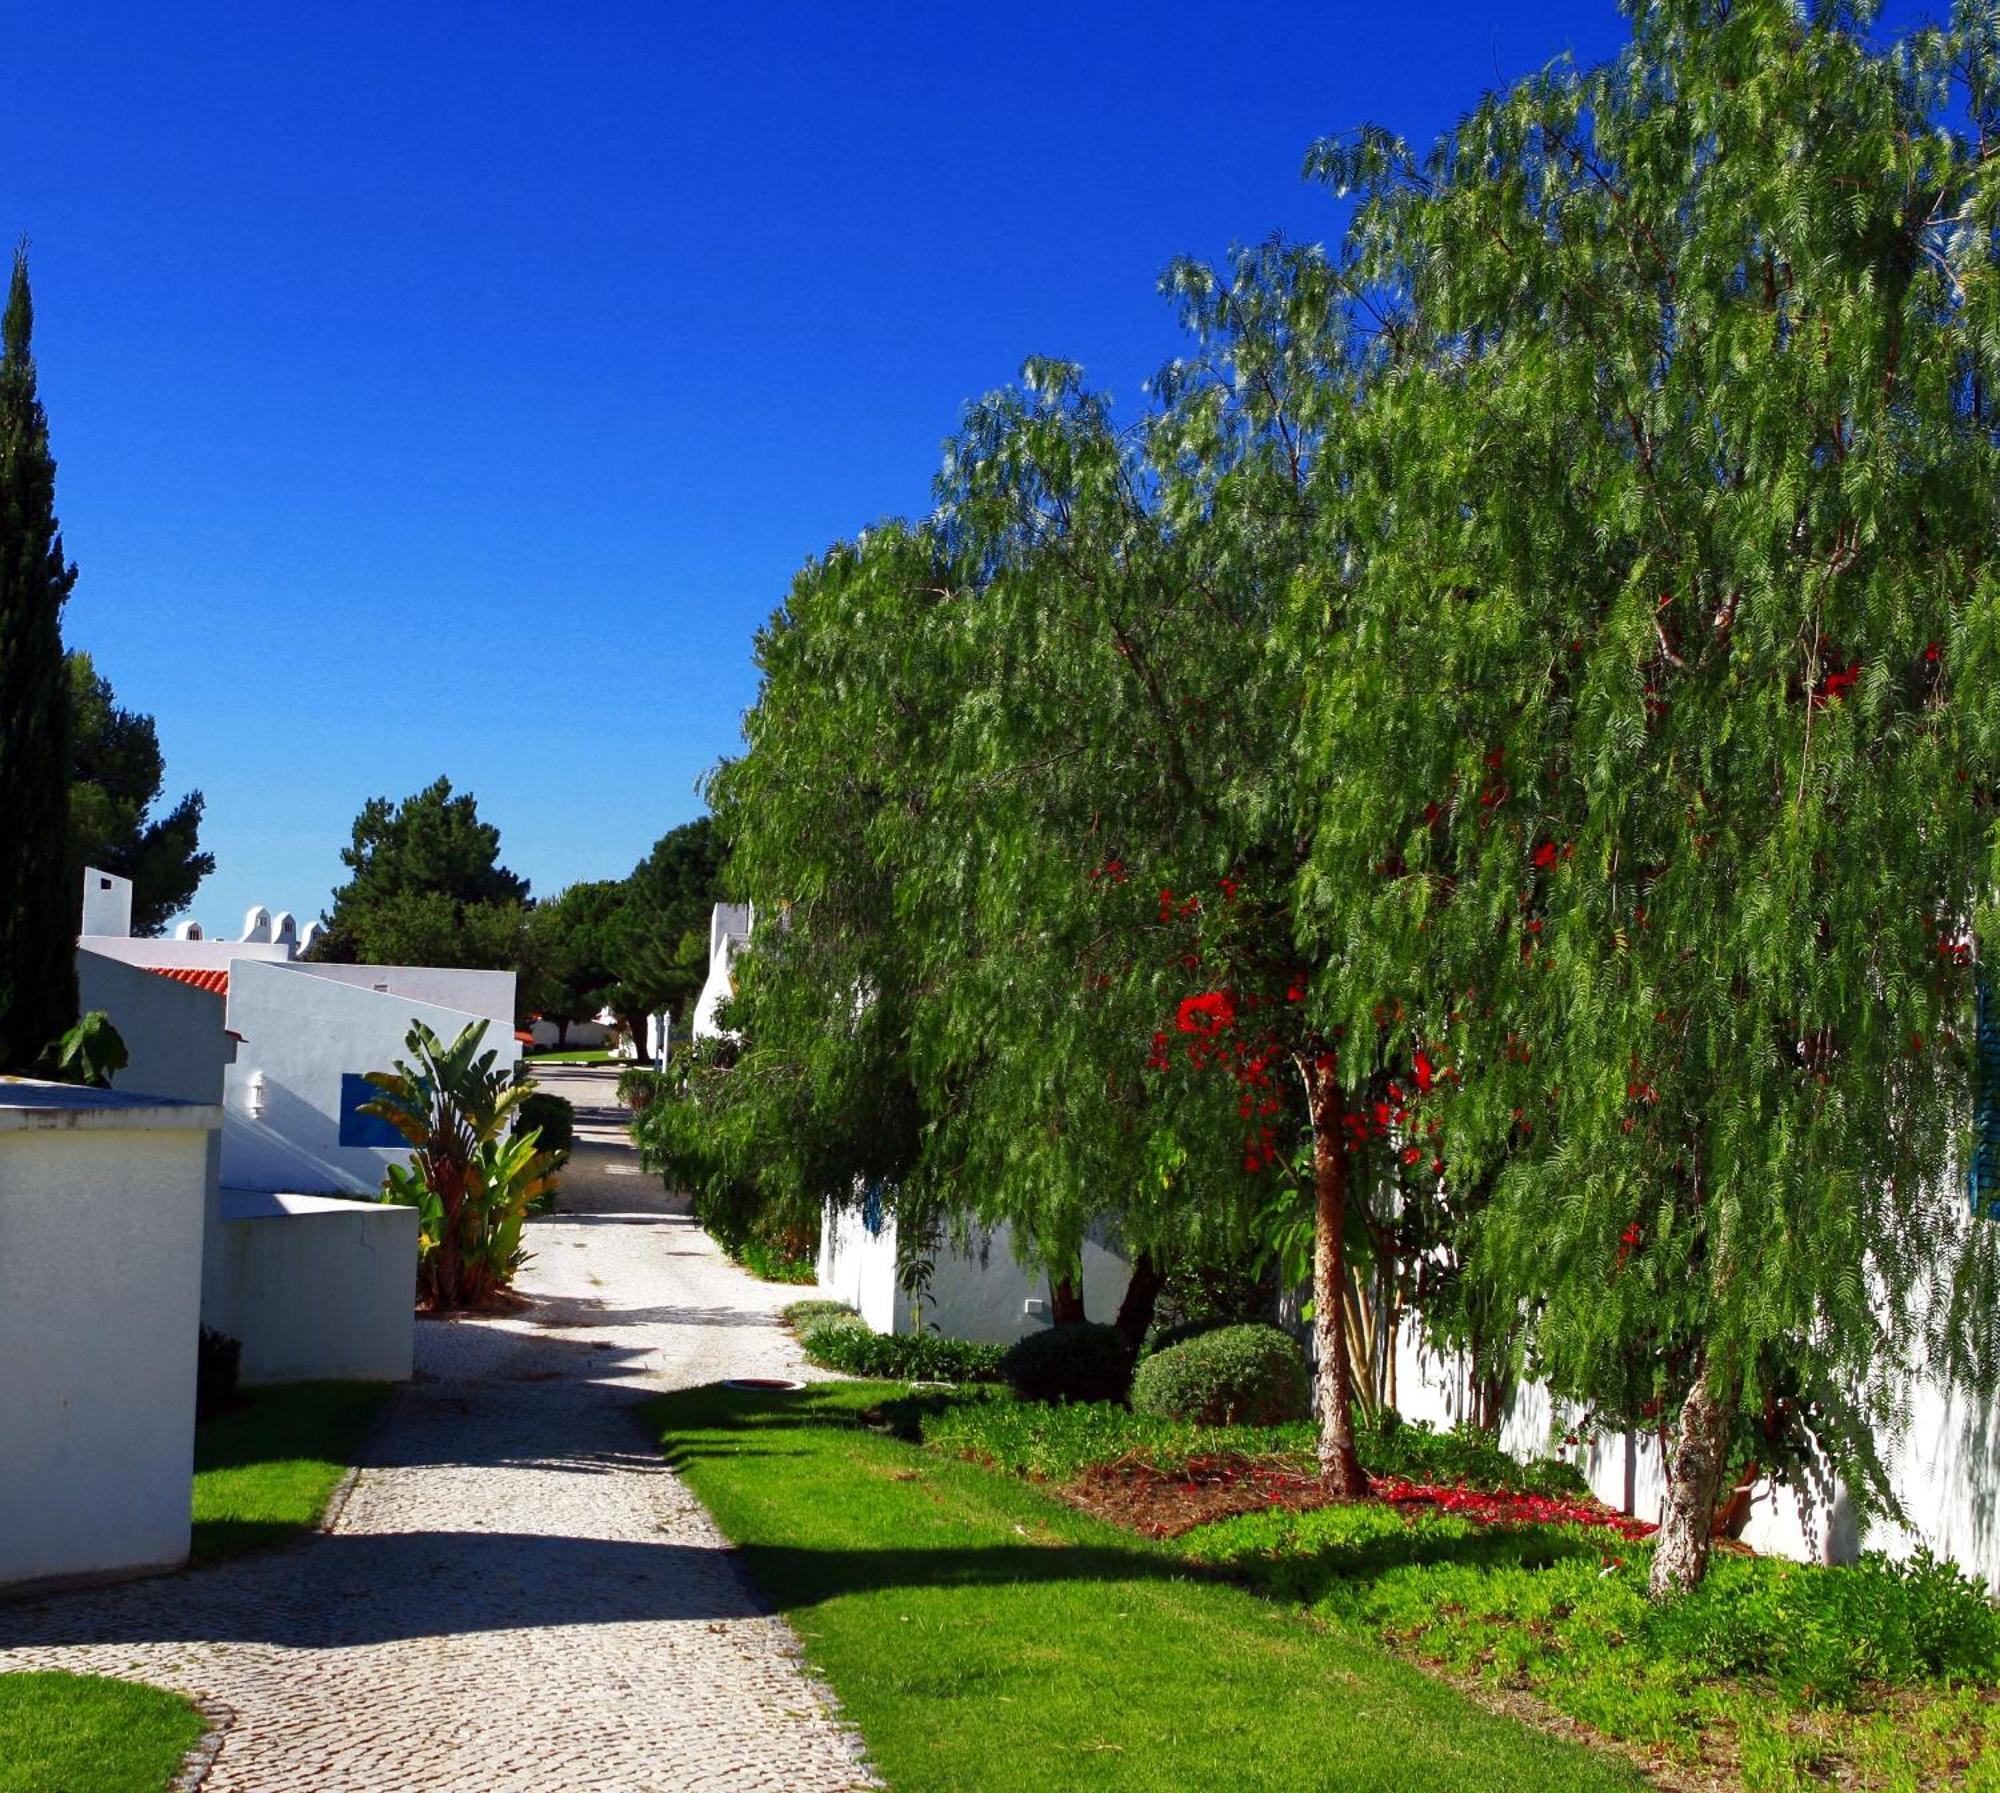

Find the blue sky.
[{"left": 23, "top": 0, "right": 1648, "bottom": 930}]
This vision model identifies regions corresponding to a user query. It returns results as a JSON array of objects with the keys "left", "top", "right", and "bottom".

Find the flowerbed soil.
[{"left": 1060, "top": 1451, "right": 1659, "bottom": 1541}]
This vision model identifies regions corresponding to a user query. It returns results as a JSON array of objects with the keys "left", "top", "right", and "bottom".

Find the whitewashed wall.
[
  {"left": 0, "top": 1084, "right": 218, "bottom": 1590},
  {"left": 1392, "top": 1328, "right": 2000, "bottom": 1595},
  {"left": 220, "top": 959, "right": 520, "bottom": 1193},
  {"left": 209, "top": 1190, "right": 417, "bottom": 1382},
  {"left": 282, "top": 962, "right": 518, "bottom": 1035},
  {"left": 818, "top": 1198, "right": 1132, "bottom": 1344}
]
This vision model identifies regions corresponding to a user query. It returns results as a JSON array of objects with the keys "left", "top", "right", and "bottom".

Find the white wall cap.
[{"left": 0, "top": 1079, "right": 223, "bottom": 1134}]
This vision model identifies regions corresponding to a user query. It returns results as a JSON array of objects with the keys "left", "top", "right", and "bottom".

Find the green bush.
[
  {"left": 800, "top": 1324, "right": 1004, "bottom": 1384},
  {"left": 516, "top": 1090, "right": 575, "bottom": 1159},
  {"left": 734, "top": 1237, "right": 818, "bottom": 1283},
  {"left": 998, "top": 1322, "right": 1134, "bottom": 1404},
  {"left": 785, "top": 1298, "right": 863, "bottom": 1336},
  {"left": 616, "top": 1066, "right": 670, "bottom": 1112},
  {"left": 1356, "top": 1414, "right": 1587, "bottom": 1498},
  {"left": 922, "top": 1390, "right": 1313, "bottom": 1481},
  {"left": 1131, "top": 1323, "right": 1308, "bottom": 1425}
]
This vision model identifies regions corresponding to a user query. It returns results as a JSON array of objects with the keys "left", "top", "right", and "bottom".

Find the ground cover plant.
[
  {"left": 732, "top": 1236, "right": 817, "bottom": 1283},
  {"left": 191, "top": 1380, "right": 391, "bottom": 1564},
  {"left": 648, "top": 1379, "right": 1644, "bottom": 1793},
  {"left": 783, "top": 1299, "right": 1002, "bottom": 1381},
  {"left": 1181, "top": 1505, "right": 2000, "bottom": 1790},
  {"left": 0, "top": 1672, "right": 204, "bottom": 1793}
]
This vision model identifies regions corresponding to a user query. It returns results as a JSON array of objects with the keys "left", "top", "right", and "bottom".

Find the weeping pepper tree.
[{"left": 1302, "top": 0, "right": 2000, "bottom": 1592}]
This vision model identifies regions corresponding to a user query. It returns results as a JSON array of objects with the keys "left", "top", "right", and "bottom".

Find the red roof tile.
[{"left": 148, "top": 965, "right": 229, "bottom": 996}]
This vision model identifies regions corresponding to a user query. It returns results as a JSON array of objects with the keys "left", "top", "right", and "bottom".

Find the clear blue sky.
[{"left": 22, "top": 0, "right": 1644, "bottom": 931}]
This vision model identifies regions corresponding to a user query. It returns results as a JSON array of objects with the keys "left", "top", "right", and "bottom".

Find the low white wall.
[
  {"left": 209, "top": 1189, "right": 417, "bottom": 1383},
  {"left": 528, "top": 1017, "right": 612, "bottom": 1049},
  {"left": 221, "top": 959, "right": 521, "bottom": 1194},
  {"left": 0, "top": 1084, "right": 218, "bottom": 1590},
  {"left": 1393, "top": 1331, "right": 2000, "bottom": 1594},
  {"left": 817, "top": 1198, "right": 1132, "bottom": 1344}
]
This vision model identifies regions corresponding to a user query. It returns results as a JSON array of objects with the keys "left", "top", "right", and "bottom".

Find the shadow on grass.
[{"left": 0, "top": 1528, "right": 1222, "bottom": 1650}]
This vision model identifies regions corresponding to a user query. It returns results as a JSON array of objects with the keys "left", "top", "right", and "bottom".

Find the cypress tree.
[{"left": 0, "top": 247, "right": 79, "bottom": 1070}]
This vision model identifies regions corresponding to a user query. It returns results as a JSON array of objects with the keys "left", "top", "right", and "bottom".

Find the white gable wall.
[{"left": 220, "top": 958, "right": 520, "bottom": 1194}]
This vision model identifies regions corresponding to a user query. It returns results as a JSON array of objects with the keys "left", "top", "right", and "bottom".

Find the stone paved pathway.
[{"left": 0, "top": 1066, "right": 876, "bottom": 1791}]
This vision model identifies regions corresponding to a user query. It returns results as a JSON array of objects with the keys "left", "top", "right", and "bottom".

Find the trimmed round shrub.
[
  {"left": 1130, "top": 1323, "right": 1308, "bottom": 1425},
  {"left": 1140, "top": 1315, "right": 1236, "bottom": 1360},
  {"left": 999, "top": 1322, "right": 1134, "bottom": 1405},
  {"left": 801, "top": 1325, "right": 1005, "bottom": 1384},
  {"left": 784, "top": 1299, "right": 864, "bottom": 1342},
  {"left": 517, "top": 1091, "right": 576, "bottom": 1158}
]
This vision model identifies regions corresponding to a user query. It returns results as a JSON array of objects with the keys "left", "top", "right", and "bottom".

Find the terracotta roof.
[
  {"left": 148, "top": 965, "right": 229, "bottom": 996},
  {"left": 515, "top": 1028, "right": 535, "bottom": 1044}
]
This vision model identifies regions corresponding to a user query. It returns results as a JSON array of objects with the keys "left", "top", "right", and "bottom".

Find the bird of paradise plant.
[{"left": 362, "top": 1019, "right": 560, "bottom": 1311}]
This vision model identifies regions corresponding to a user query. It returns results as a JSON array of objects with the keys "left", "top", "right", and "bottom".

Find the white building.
[
  {"left": 0, "top": 1079, "right": 217, "bottom": 1590},
  {"left": 687, "top": 901, "right": 1131, "bottom": 1344},
  {"left": 76, "top": 868, "right": 521, "bottom": 1385}
]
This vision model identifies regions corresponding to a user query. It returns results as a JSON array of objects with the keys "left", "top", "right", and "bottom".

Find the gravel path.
[{"left": 0, "top": 1066, "right": 875, "bottom": 1792}]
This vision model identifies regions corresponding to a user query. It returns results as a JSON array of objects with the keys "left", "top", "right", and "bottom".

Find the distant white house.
[
  {"left": 76, "top": 868, "right": 522, "bottom": 1385},
  {"left": 688, "top": 901, "right": 1130, "bottom": 1344}
]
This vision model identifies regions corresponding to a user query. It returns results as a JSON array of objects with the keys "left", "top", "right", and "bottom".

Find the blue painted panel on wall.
[{"left": 338, "top": 1073, "right": 403, "bottom": 1148}]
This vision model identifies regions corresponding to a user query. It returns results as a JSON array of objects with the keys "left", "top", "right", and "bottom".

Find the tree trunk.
[
  {"left": 1304, "top": 1057, "right": 1367, "bottom": 1497},
  {"left": 556, "top": 1016, "right": 570, "bottom": 1047},
  {"left": 1648, "top": 1361, "right": 1736, "bottom": 1598},
  {"left": 1112, "top": 1251, "right": 1165, "bottom": 1350},
  {"left": 1050, "top": 1276, "right": 1087, "bottom": 1324}
]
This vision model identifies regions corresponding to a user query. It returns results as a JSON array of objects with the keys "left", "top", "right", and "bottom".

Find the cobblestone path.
[{"left": 0, "top": 1067, "right": 876, "bottom": 1792}]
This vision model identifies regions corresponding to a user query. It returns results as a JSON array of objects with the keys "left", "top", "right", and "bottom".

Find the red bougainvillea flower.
[
  {"left": 1175, "top": 991, "right": 1236, "bottom": 1036},
  {"left": 1532, "top": 841, "right": 1558, "bottom": 869},
  {"left": 1412, "top": 1050, "right": 1435, "bottom": 1093}
]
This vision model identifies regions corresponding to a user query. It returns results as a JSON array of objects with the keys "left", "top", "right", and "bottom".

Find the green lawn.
[
  {"left": 524, "top": 1048, "right": 622, "bottom": 1064},
  {"left": 0, "top": 1673, "right": 204, "bottom": 1793},
  {"left": 191, "top": 1380, "right": 392, "bottom": 1563},
  {"left": 647, "top": 1381, "right": 1644, "bottom": 1793}
]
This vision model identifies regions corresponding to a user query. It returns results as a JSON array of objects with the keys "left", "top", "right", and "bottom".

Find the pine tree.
[{"left": 0, "top": 247, "right": 78, "bottom": 1070}]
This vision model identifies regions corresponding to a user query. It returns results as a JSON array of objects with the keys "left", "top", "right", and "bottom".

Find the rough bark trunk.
[
  {"left": 1112, "top": 1251, "right": 1165, "bottom": 1350},
  {"left": 1305, "top": 1058, "right": 1367, "bottom": 1497},
  {"left": 1648, "top": 1362, "right": 1736, "bottom": 1598},
  {"left": 1049, "top": 1276, "right": 1087, "bottom": 1325}
]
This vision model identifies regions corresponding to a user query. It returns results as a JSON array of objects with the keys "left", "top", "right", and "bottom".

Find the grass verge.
[
  {"left": 647, "top": 1379, "right": 1643, "bottom": 1793},
  {"left": 0, "top": 1672, "right": 204, "bottom": 1793},
  {"left": 192, "top": 1380, "right": 392, "bottom": 1564}
]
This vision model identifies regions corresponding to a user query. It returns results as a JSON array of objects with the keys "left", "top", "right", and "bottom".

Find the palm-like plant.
[{"left": 362, "top": 1020, "right": 559, "bottom": 1311}]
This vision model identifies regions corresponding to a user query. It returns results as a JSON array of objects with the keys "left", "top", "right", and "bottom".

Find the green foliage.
[
  {"left": 312, "top": 777, "right": 528, "bottom": 969},
  {"left": 998, "top": 1322, "right": 1134, "bottom": 1405},
  {"left": 616, "top": 1065, "right": 669, "bottom": 1110},
  {"left": 784, "top": 1297, "right": 860, "bottom": 1334},
  {"left": 609, "top": 816, "right": 728, "bottom": 1030},
  {"left": 0, "top": 1672, "right": 205, "bottom": 1793},
  {"left": 799, "top": 1323, "right": 1004, "bottom": 1383},
  {"left": 42, "top": 1009, "right": 127, "bottom": 1089},
  {"left": 1297, "top": 0, "right": 2000, "bottom": 1583},
  {"left": 732, "top": 1235, "right": 817, "bottom": 1283},
  {"left": 195, "top": 1323, "right": 241, "bottom": 1423},
  {"left": 363, "top": 1020, "right": 557, "bottom": 1309},
  {"left": 648, "top": 1379, "right": 1641, "bottom": 1793},
  {"left": 66, "top": 651, "right": 211, "bottom": 933},
  {"left": 0, "top": 249, "right": 78, "bottom": 1072},
  {"left": 515, "top": 1090, "right": 575, "bottom": 1161},
  {"left": 1130, "top": 1322, "right": 1309, "bottom": 1425},
  {"left": 519, "top": 879, "right": 627, "bottom": 1037},
  {"left": 1356, "top": 1414, "right": 1586, "bottom": 1499},
  {"left": 190, "top": 1380, "right": 392, "bottom": 1565}
]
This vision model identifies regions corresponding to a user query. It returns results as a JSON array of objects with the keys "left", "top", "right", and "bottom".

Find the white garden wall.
[
  {"left": 1392, "top": 1328, "right": 2000, "bottom": 1595},
  {"left": 817, "top": 1198, "right": 1131, "bottom": 1344},
  {"left": 208, "top": 1189, "right": 417, "bottom": 1383},
  {"left": 0, "top": 1083, "right": 218, "bottom": 1591}
]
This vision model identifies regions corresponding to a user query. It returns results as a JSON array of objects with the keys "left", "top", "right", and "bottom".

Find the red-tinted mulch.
[{"left": 1061, "top": 1452, "right": 1656, "bottom": 1542}]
